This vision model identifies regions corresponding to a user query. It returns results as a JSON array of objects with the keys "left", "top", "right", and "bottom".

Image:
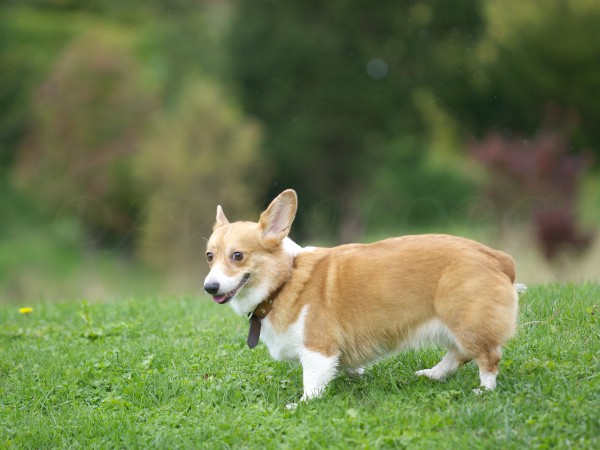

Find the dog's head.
[{"left": 204, "top": 189, "right": 298, "bottom": 316}]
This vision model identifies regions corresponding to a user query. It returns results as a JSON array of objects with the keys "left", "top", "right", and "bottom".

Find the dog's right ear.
[
  {"left": 214, "top": 205, "right": 230, "bottom": 230},
  {"left": 259, "top": 189, "right": 298, "bottom": 245}
]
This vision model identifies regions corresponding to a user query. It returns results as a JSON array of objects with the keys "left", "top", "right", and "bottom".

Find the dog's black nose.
[{"left": 204, "top": 282, "right": 220, "bottom": 295}]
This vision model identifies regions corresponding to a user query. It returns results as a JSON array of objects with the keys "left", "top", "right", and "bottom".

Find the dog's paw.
[
  {"left": 415, "top": 368, "right": 444, "bottom": 381},
  {"left": 285, "top": 402, "right": 298, "bottom": 411},
  {"left": 345, "top": 367, "right": 365, "bottom": 378},
  {"left": 473, "top": 385, "right": 496, "bottom": 395}
]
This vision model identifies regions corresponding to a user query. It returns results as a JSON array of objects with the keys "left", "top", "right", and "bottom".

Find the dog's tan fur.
[{"left": 205, "top": 189, "right": 519, "bottom": 401}]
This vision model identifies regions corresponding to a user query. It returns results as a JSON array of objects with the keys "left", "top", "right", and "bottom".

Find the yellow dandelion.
[{"left": 19, "top": 307, "right": 33, "bottom": 314}]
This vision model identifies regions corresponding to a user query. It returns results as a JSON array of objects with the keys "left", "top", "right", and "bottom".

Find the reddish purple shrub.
[
  {"left": 533, "top": 209, "right": 593, "bottom": 260},
  {"left": 471, "top": 129, "right": 594, "bottom": 261}
]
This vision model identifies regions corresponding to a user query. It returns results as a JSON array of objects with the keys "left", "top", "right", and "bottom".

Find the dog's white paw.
[
  {"left": 473, "top": 384, "right": 496, "bottom": 395},
  {"left": 415, "top": 368, "right": 445, "bottom": 381},
  {"left": 285, "top": 402, "right": 298, "bottom": 411},
  {"left": 346, "top": 367, "right": 365, "bottom": 378}
]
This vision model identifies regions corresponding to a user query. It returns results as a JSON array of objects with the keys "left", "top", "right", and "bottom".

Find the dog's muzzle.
[{"left": 205, "top": 273, "right": 250, "bottom": 304}]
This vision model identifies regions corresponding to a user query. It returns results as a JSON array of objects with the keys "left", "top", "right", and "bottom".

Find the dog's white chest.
[{"left": 260, "top": 305, "right": 309, "bottom": 362}]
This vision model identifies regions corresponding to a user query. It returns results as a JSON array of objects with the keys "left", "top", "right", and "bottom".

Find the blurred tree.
[
  {"left": 1, "top": 1, "right": 229, "bottom": 169},
  {"left": 141, "top": 5, "right": 231, "bottom": 105},
  {"left": 14, "top": 30, "right": 157, "bottom": 245},
  {"left": 229, "top": 0, "right": 483, "bottom": 242},
  {"left": 0, "top": 23, "right": 29, "bottom": 170},
  {"left": 367, "top": 135, "right": 476, "bottom": 233},
  {"left": 134, "top": 80, "right": 265, "bottom": 272},
  {"left": 450, "top": 0, "right": 600, "bottom": 159},
  {"left": 2, "top": 0, "right": 199, "bottom": 14},
  {"left": 0, "top": 7, "right": 78, "bottom": 169}
]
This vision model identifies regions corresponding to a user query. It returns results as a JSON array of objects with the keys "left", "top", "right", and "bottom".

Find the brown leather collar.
[{"left": 247, "top": 283, "right": 285, "bottom": 349}]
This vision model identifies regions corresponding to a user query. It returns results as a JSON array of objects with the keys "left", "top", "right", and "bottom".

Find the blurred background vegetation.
[{"left": 1, "top": 0, "right": 599, "bottom": 302}]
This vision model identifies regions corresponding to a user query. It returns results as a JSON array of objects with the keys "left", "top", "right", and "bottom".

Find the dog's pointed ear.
[
  {"left": 214, "top": 205, "right": 230, "bottom": 230},
  {"left": 259, "top": 189, "right": 297, "bottom": 244}
]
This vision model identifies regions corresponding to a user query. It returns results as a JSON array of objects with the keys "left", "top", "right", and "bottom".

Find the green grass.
[{"left": 1, "top": 284, "right": 599, "bottom": 449}]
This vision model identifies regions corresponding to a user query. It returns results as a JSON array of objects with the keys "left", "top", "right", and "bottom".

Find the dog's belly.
[
  {"left": 337, "top": 317, "right": 461, "bottom": 369},
  {"left": 396, "top": 318, "right": 459, "bottom": 351},
  {"left": 261, "top": 305, "right": 309, "bottom": 363}
]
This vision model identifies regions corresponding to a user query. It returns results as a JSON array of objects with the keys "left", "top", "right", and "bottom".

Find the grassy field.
[{"left": 1, "top": 284, "right": 598, "bottom": 449}]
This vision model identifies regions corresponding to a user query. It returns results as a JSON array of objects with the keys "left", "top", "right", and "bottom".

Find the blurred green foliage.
[
  {"left": 0, "top": 0, "right": 599, "bottom": 299},
  {"left": 134, "top": 80, "right": 264, "bottom": 270},
  {"left": 14, "top": 29, "right": 156, "bottom": 243},
  {"left": 229, "top": 0, "right": 483, "bottom": 239},
  {"left": 451, "top": 0, "right": 600, "bottom": 153},
  {"left": 0, "top": 8, "right": 76, "bottom": 167}
]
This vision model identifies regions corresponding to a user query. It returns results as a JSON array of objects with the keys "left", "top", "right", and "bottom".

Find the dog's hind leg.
[
  {"left": 415, "top": 348, "right": 470, "bottom": 381},
  {"left": 474, "top": 346, "right": 502, "bottom": 391}
]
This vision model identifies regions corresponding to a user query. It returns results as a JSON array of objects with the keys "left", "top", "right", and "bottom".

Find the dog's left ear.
[
  {"left": 259, "top": 189, "right": 297, "bottom": 244},
  {"left": 214, "top": 205, "right": 230, "bottom": 230}
]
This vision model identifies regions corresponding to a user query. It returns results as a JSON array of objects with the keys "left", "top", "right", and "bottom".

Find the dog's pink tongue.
[{"left": 213, "top": 294, "right": 227, "bottom": 304}]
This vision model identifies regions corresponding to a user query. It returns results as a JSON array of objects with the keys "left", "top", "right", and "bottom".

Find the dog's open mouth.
[{"left": 212, "top": 273, "right": 250, "bottom": 304}]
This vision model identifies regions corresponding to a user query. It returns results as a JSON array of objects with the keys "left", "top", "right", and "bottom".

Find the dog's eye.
[
  {"left": 232, "top": 251, "right": 244, "bottom": 261},
  {"left": 206, "top": 252, "right": 214, "bottom": 262}
]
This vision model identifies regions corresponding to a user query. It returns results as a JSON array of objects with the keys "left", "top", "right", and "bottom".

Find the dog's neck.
[
  {"left": 245, "top": 238, "right": 302, "bottom": 348},
  {"left": 246, "top": 282, "right": 286, "bottom": 348},
  {"left": 250, "top": 282, "right": 285, "bottom": 319}
]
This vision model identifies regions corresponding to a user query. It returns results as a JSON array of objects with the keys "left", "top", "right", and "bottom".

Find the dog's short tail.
[{"left": 515, "top": 283, "right": 528, "bottom": 295}]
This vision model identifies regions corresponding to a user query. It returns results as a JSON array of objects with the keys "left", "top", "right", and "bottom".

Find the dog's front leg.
[{"left": 299, "top": 348, "right": 340, "bottom": 401}]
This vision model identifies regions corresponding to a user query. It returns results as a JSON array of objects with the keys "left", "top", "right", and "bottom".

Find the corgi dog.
[{"left": 204, "top": 189, "right": 520, "bottom": 402}]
